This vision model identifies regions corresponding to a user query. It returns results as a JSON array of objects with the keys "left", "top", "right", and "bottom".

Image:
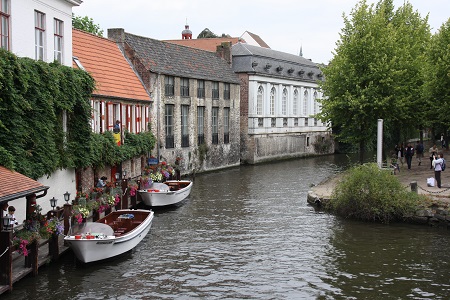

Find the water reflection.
[{"left": 4, "top": 154, "right": 450, "bottom": 299}]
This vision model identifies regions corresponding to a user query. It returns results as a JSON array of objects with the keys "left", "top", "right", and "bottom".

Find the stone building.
[
  {"left": 108, "top": 29, "right": 241, "bottom": 174},
  {"left": 232, "top": 43, "right": 333, "bottom": 164}
]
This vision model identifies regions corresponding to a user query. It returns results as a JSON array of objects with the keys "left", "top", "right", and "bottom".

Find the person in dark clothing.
[
  {"left": 415, "top": 141, "right": 424, "bottom": 166},
  {"left": 405, "top": 143, "right": 414, "bottom": 170}
]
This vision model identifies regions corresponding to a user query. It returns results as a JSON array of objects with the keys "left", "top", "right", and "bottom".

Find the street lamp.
[
  {"left": 115, "top": 172, "right": 120, "bottom": 181},
  {"left": 2, "top": 215, "right": 11, "bottom": 232},
  {"left": 50, "top": 197, "right": 57, "bottom": 210},
  {"left": 64, "top": 191, "right": 71, "bottom": 204},
  {"left": 122, "top": 170, "right": 127, "bottom": 179}
]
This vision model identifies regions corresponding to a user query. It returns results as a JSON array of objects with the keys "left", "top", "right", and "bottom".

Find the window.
[
  {"left": 257, "top": 86, "right": 263, "bottom": 115},
  {"left": 165, "top": 105, "right": 174, "bottom": 148},
  {"left": 223, "top": 108, "right": 230, "bottom": 144},
  {"left": 0, "top": 0, "right": 10, "bottom": 50},
  {"left": 224, "top": 83, "right": 230, "bottom": 100},
  {"left": 212, "top": 107, "right": 219, "bottom": 144},
  {"left": 303, "top": 90, "right": 308, "bottom": 115},
  {"left": 35, "top": 11, "right": 46, "bottom": 60},
  {"left": 313, "top": 91, "right": 318, "bottom": 114},
  {"left": 282, "top": 88, "right": 288, "bottom": 115},
  {"left": 197, "top": 106, "right": 205, "bottom": 145},
  {"left": 197, "top": 80, "right": 205, "bottom": 98},
  {"left": 212, "top": 81, "right": 219, "bottom": 99},
  {"left": 270, "top": 87, "right": 276, "bottom": 115},
  {"left": 293, "top": 89, "right": 298, "bottom": 115},
  {"left": 165, "top": 76, "right": 174, "bottom": 96},
  {"left": 180, "top": 78, "right": 189, "bottom": 97},
  {"left": 181, "top": 105, "right": 189, "bottom": 147},
  {"left": 54, "top": 19, "right": 63, "bottom": 63}
]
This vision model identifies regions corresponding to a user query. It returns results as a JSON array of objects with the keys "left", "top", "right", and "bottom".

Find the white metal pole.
[{"left": 377, "top": 119, "right": 383, "bottom": 168}]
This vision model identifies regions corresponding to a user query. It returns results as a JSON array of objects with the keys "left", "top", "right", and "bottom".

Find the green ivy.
[{"left": 0, "top": 49, "right": 155, "bottom": 179}]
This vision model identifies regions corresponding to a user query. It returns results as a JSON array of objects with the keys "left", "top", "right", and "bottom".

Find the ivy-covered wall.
[{"left": 0, "top": 49, "right": 155, "bottom": 180}]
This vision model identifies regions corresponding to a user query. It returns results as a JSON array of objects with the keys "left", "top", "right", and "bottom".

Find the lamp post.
[
  {"left": 63, "top": 191, "right": 70, "bottom": 204},
  {"left": 63, "top": 191, "right": 71, "bottom": 236},
  {"left": 122, "top": 170, "right": 127, "bottom": 180},
  {"left": 49, "top": 197, "right": 57, "bottom": 210}
]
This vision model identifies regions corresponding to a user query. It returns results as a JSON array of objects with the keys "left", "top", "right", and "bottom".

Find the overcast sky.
[{"left": 73, "top": 0, "right": 449, "bottom": 64}]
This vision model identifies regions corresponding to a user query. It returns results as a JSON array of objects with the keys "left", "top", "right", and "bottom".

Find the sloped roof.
[
  {"left": 123, "top": 32, "right": 240, "bottom": 84},
  {"left": 72, "top": 29, "right": 150, "bottom": 102},
  {"left": 0, "top": 166, "right": 49, "bottom": 203},
  {"left": 241, "top": 31, "right": 270, "bottom": 48},
  {"left": 232, "top": 43, "right": 323, "bottom": 82},
  {"left": 164, "top": 37, "right": 243, "bottom": 52}
]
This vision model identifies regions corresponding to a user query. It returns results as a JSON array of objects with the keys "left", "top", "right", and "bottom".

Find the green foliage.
[
  {"left": 0, "top": 49, "right": 95, "bottom": 179},
  {"left": 0, "top": 48, "right": 156, "bottom": 179},
  {"left": 72, "top": 14, "right": 104, "bottom": 36},
  {"left": 318, "top": 0, "right": 431, "bottom": 161},
  {"left": 197, "top": 143, "right": 208, "bottom": 164},
  {"left": 422, "top": 18, "right": 450, "bottom": 132},
  {"left": 326, "top": 163, "right": 422, "bottom": 223},
  {"left": 197, "top": 28, "right": 219, "bottom": 39},
  {"left": 312, "top": 135, "right": 334, "bottom": 154}
]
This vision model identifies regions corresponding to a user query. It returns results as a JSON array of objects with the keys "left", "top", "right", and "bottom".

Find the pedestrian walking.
[
  {"left": 405, "top": 143, "right": 414, "bottom": 170},
  {"left": 415, "top": 141, "right": 424, "bottom": 166},
  {"left": 395, "top": 143, "right": 404, "bottom": 166}
]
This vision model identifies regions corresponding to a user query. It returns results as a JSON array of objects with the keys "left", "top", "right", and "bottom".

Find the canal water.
[{"left": 4, "top": 155, "right": 450, "bottom": 299}]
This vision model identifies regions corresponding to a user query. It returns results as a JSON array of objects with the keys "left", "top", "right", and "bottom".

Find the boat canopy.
[{"left": 69, "top": 222, "right": 114, "bottom": 236}]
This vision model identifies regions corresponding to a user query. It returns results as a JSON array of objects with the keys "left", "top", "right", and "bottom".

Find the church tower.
[{"left": 182, "top": 23, "right": 192, "bottom": 39}]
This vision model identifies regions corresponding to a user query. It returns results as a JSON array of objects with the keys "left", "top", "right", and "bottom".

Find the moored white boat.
[
  {"left": 139, "top": 180, "right": 193, "bottom": 207},
  {"left": 64, "top": 209, "right": 153, "bottom": 263}
]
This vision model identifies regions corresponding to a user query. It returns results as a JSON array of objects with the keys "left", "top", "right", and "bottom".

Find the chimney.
[
  {"left": 216, "top": 42, "right": 232, "bottom": 64},
  {"left": 108, "top": 28, "right": 126, "bottom": 47}
]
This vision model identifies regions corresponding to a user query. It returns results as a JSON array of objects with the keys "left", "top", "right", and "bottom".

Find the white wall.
[
  {"left": 10, "top": 0, "right": 78, "bottom": 66},
  {"left": 7, "top": 168, "right": 76, "bottom": 226}
]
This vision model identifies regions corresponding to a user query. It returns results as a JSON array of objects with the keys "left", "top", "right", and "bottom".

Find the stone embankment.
[{"left": 307, "top": 160, "right": 450, "bottom": 226}]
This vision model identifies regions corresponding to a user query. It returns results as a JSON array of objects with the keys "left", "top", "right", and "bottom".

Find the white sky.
[{"left": 73, "top": 0, "right": 449, "bottom": 64}]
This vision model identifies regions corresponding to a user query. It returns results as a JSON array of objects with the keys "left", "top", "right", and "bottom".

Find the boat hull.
[
  {"left": 139, "top": 180, "right": 193, "bottom": 207},
  {"left": 64, "top": 209, "right": 153, "bottom": 263}
]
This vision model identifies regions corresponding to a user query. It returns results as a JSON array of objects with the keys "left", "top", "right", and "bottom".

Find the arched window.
[
  {"left": 303, "top": 90, "right": 308, "bottom": 116},
  {"left": 270, "top": 87, "right": 276, "bottom": 115},
  {"left": 282, "top": 88, "right": 288, "bottom": 115},
  {"left": 313, "top": 91, "right": 318, "bottom": 114},
  {"left": 293, "top": 89, "right": 298, "bottom": 115},
  {"left": 257, "top": 86, "right": 264, "bottom": 115}
]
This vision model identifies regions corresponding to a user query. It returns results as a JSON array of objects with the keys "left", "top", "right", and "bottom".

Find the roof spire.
[
  {"left": 182, "top": 19, "right": 192, "bottom": 39},
  {"left": 299, "top": 44, "right": 303, "bottom": 57}
]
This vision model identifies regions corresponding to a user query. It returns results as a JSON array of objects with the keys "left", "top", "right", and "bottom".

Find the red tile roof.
[
  {"left": 0, "top": 166, "right": 48, "bottom": 202},
  {"left": 164, "top": 37, "right": 243, "bottom": 52},
  {"left": 72, "top": 29, "right": 150, "bottom": 102}
]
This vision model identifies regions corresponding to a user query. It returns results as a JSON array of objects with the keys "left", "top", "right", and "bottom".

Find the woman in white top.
[{"left": 433, "top": 153, "right": 444, "bottom": 188}]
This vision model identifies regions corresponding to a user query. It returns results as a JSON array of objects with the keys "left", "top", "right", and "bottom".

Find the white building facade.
[{"left": 233, "top": 43, "right": 333, "bottom": 164}]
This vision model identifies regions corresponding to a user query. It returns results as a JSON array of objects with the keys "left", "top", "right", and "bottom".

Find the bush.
[{"left": 325, "top": 163, "right": 422, "bottom": 223}]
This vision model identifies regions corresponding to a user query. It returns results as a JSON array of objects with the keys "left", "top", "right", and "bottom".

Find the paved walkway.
[{"left": 309, "top": 153, "right": 450, "bottom": 203}]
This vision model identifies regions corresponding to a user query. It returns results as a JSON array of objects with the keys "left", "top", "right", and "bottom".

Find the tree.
[
  {"left": 197, "top": 28, "right": 218, "bottom": 39},
  {"left": 422, "top": 18, "right": 450, "bottom": 135},
  {"left": 72, "top": 14, "right": 104, "bottom": 36},
  {"left": 318, "top": 0, "right": 430, "bottom": 163}
]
